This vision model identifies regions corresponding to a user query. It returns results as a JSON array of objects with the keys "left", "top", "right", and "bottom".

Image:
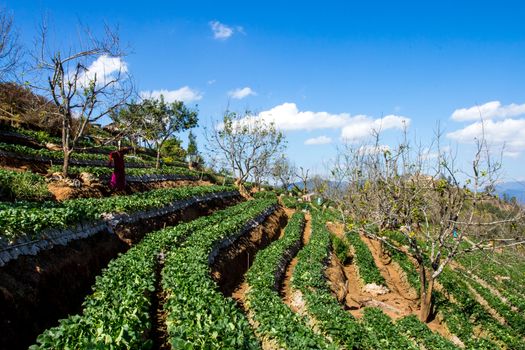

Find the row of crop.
[
  {"left": 458, "top": 251, "right": 525, "bottom": 311},
  {"left": 375, "top": 231, "right": 499, "bottom": 349},
  {"left": 0, "top": 185, "right": 234, "bottom": 240},
  {"left": 359, "top": 307, "right": 418, "bottom": 350},
  {"left": 0, "top": 142, "right": 134, "bottom": 161},
  {"left": 0, "top": 142, "right": 191, "bottom": 169},
  {"left": 0, "top": 126, "right": 189, "bottom": 165},
  {"left": 458, "top": 268, "right": 525, "bottom": 335},
  {"left": 30, "top": 197, "right": 256, "bottom": 349},
  {"left": 160, "top": 199, "right": 280, "bottom": 349},
  {"left": 440, "top": 269, "right": 525, "bottom": 349},
  {"left": 244, "top": 212, "right": 333, "bottom": 349},
  {"left": 395, "top": 314, "right": 458, "bottom": 350},
  {"left": 48, "top": 164, "right": 198, "bottom": 178},
  {"left": 0, "top": 168, "right": 51, "bottom": 201},
  {"left": 382, "top": 232, "right": 500, "bottom": 348},
  {"left": 291, "top": 211, "right": 362, "bottom": 349},
  {"left": 345, "top": 230, "right": 386, "bottom": 286},
  {"left": 1, "top": 125, "right": 96, "bottom": 147}
]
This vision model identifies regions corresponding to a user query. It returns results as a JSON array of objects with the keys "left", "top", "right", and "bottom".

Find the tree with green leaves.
[
  {"left": 187, "top": 130, "right": 201, "bottom": 169},
  {"left": 109, "top": 101, "right": 145, "bottom": 152},
  {"left": 161, "top": 137, "right": 187, "bottom": 162},
  {"left": 138, "top": 96, "right": 198, "bottom": 168}
]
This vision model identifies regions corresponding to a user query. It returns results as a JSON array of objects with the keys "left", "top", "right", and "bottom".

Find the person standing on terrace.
[{"left": 108, "top": 147, "right": 131, "bottom": 191}]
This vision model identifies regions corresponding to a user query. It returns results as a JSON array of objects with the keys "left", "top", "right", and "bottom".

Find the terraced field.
[{"left": 1, "top": 131, "right": 524, "bottom": 350}]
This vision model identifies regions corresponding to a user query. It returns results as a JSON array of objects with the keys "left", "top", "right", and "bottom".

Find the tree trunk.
[
  {"left": 235, "top": 178, "right": 251, "bottom": 199},
  {"left": 62, "top": 149, "right": 71, "bottom": 177},
  {"left": 61, "top": 112, "right": 72, "bottom": 177},
  {"left": 418, "top": 263, "right": 434, "bottom": 322},
  {"left": 156, "top": 147, "right": 161, "bottom": 169}
]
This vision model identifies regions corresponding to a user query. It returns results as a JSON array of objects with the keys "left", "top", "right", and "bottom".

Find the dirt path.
[
  {"left": 325, "top": 222, "right": 452, "bottom": 340},
  {"left": 281, "top": 212, "right": 311, "bottom": 312},
  {"left": 231, "top": 208, "right": 296, "bottom": 307},
  {"left": 151, "top": 252, "right": 170, "bottom": 350},
  {"left": 230, "top": 209, "right": 292, "bottom": 350},
  {"left": 360, "top": 235, "right": 419, "bottom": 313}
]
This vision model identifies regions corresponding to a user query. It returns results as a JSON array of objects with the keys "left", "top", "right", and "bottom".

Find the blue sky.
[{"left": 8, "top": 0, "right": 525, "bottom": 181}]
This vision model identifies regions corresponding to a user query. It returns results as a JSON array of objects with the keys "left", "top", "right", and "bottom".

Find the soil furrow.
[
  {"left": 281, "top": 211, "right": 311, "bottom": 311},
  {"left": 212, "top": 206, "right": 287, "bottom": 297},
  {"left": 150, "top": 251, "right": 170, "bottom": 350},
  {"left": 325, "top": 222, "right": 453, "bottom": 340}
]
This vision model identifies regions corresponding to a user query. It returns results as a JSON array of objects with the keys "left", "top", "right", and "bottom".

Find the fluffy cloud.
[
  {"left": 340, "top": 114, "right": 410, "bottom": 141},
  {"left": 209, "top": 21, "right": 244, "bottom": 40},
  {"left": 304, "top": 136, "right": 332, "bottom": 145},
  {"left": 255, "top": 103, "right": 352, "bottom": 130},
  {"left": 75, "top": 55, "right": 128, "bottom": 88},
  {"left": 447, "top": 118, "right": 525, "bottom": 155},
  {"left": 451, "top": 101, "right": 525, "bottom": 121},
  {"left": 230, "top": 103, "right": 410, "bottom": 142},
  {"left": 140, "top": 86, "right": 202, "bottom": 103},
  {"left": 229, "top": 87, "right": 256, "bottom": 99}
]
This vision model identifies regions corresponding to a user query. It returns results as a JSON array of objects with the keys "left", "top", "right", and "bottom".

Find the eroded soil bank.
[
  {"left": 325, "top": 221, "right": 454, "bottom": 340},
  {"left": 0, "top": 194, "right": 241, "bottom": 350}
]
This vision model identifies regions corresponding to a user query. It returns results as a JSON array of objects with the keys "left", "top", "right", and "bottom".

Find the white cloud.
[
  {"left": 140, "top": 86, "right": 203, "bottom": 103},
  {"left": 228, "top": 87, "right": 256, "bottom": 99},
  {"left": 504, "top": 151, "right": 521, "bottom": 158},
  {"left": 229, "top": 103, "right": 410, "bottom": 142},
  {"left": 75, "top": 55, "right": 128, "bottom": 88},
  {"left": 304, "top": 135, "right": 332, "bottom": 145},
  {"left": 340, "top": 114, "right": 410, "bottom": 141},
  {"left": 209, "top": 20, "right": 238, "bottom": 40},
  {"left": 254, "top": 103, "right": 352, "bottom": 131},
  {"left": 447, "top": 118, "right": 525, "bottom": 156},
  {"left": 451, "top": 101, "right": 525, "bottom": 121}
]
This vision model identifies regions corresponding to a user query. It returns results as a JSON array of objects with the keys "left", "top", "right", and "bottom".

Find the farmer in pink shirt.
[{"left": 108, "top": 147, "right": 131, "bottom": 191}]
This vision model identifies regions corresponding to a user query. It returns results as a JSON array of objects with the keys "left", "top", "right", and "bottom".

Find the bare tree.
[
  {"left": 0, "top": 6, "right": 21, "bottom": 81},
  {"left": 272, "top": 154, "right": 296, "bottom": 191},
  {"left": 205, "top": 111, "right": 285, "bottom": 197},
  {"left": 295, "top": 166, "right": 310, "bottom": 195},
  {"left": 32, "top": 21, "right": 133, "bottom": 176},
  {"left": 328, "top": 122, "right": 525, "bottom": 322}
]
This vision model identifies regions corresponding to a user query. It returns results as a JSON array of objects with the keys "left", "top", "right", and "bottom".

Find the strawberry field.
[{"left": 1, "top": 125, "right": 524, "bottom": 350}]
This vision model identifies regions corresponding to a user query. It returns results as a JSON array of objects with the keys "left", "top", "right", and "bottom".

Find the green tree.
[
  {"left": 187, "top": 130, "right": 201, "bottom": 168},
  {"left": 161, "top": 137, "right": 187, "bottom": 162},
  {"left": 137, "top": 96, "right": 198, "bottom": 168},
  {"left": 110, "top": 101, "right": 145, "bottom": 152}
]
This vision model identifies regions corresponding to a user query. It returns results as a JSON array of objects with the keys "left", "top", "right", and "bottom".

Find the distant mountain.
[
  {"left": 287, "top": 180, "right": 347, "bottom": 193},
  {"left": 495, "top": 181, "right": 525, "bottom": 205}
]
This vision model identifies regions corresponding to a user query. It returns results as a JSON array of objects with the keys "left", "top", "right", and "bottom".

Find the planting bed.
[{"left": 0, "top": 190, "right": 241, "bottom": 350}]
